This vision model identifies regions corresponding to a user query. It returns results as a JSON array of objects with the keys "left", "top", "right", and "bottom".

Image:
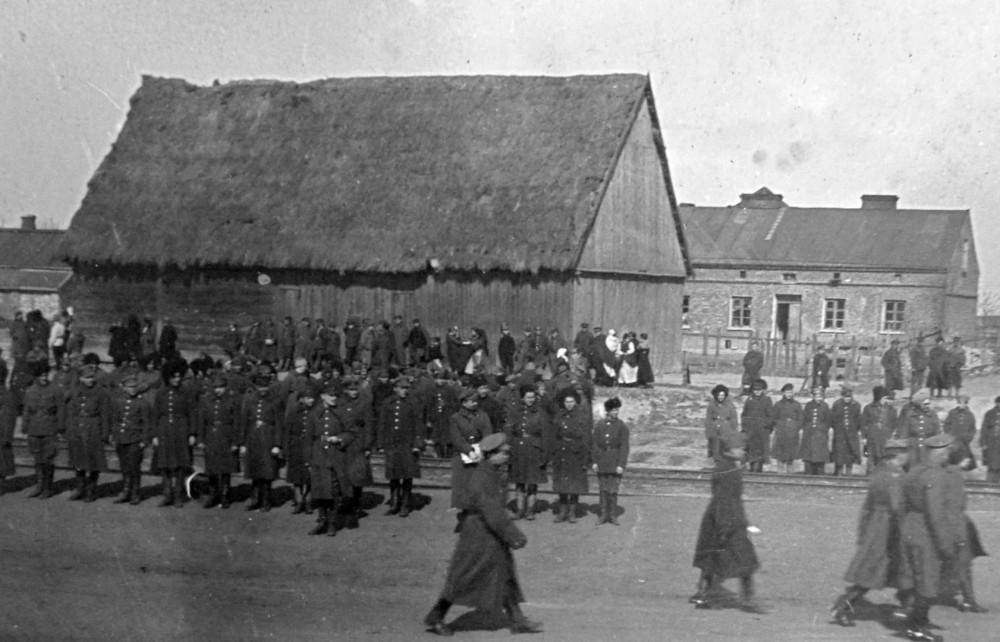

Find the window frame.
[
  {"left": 730, "top": 296, "right": 752, "bottom": 329},
  {"left": 822, "top": 298, "right": 846, "bottom": 331},
  {"left": 882, "top": 299, "right": 906, "bottom": 333}
]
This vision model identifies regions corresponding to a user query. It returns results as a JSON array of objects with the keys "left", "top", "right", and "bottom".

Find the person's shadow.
[
  {"left": 827, "top": 595, "right": 930, "bottom": 637},
  {"left": 444, "top": 609, "right": 519, "bottom": 634}
]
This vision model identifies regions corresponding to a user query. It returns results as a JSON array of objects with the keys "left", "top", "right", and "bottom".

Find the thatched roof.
[{"left": 64, "top": 74, "right": 668, "bottom": 273}]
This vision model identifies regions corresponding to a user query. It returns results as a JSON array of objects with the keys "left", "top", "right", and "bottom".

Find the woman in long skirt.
[{"left": 636, "top": 333, "right": 655, "bottom": 388}]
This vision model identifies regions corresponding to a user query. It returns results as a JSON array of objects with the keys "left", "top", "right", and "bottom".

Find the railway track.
[{"left": 10, "top": 437, "right": 1000, "bottom": 498}]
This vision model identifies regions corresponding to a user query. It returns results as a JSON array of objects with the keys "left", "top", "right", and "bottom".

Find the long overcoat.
[
  {"left": 424, "top": 384, "right": 460, "bottom": 445},
  {"left": 693, "top": 457, "right": 759, "bottom": 579},
  {"left": 551, "top": 404, "right": 592, "bottom": 495},
  {"left": 449, "top": 408, "right": 494, "bottom": 508},
  {"left": 240, "top": 389, "right": 284, "bottom": 481},
  {"left": 308, "top": 404, "right": 355, "bottom": 500},
  {"left": 151, "top": 384, "right": 198, "bottom": 470},
  {"left": 881, "top": 348, "right": 905, "bottom": 391},
  {"left": 741, "top": 350, "right": 763, "bottom": 390},
  {"left": 943, "top": 406, "right": 977, "bottom": 465},
  {"left": 282, "top": 400, "right": 314, "bottom": 486},
  {"left": 900, "top": 464, "right": 954, "bottom": 598},
  {"left": 901, "top": 407, "right": 941, "bottom": 463},
  {"left": 705, "top": 398, "right": 738, "bottom": 455},
  {"left": 830, "top": 397, "right": 862, "bottom": 466},
  {"left": 861, "top": 402, "right": 897, "bottom": 461},
  {"left": 979, "top": 407, "right": 1000, "bottom": 472},
  {"left": 770, "top": 397, "right": 802, "bottom": 462},
  {"left": 505, "top": 403, "right": 551, "bottom": 485},
  {"left": 797, "top": 400, "right": 831, "bottom": 463},
  {"left": 940, "top": 465, "right": 987, "bottom": 596},
  {"left": 64, "top": 384, "right": 111, "bottom": 472},
  {"left": 926, "top": 345, "right": 949, "bottom": 389},
  {"left": 339, "top": 394, "right": 375, "bottom": 487},
  {"left": 441, "top": 464, "right": 527, "bottom": 612},
  {"left": 843, "top": 465, "right": 906, "bottom": 589},
  {"left": 198, "top": 392, "right": 239, "bottom": 475},
  {"left": 741, "top": 394, "right": 773, "bottom": 465},
  {"left": 377, "top": 395, "right": 423, "bottom": 480},
  {"left": 0, "top": 387, "right": 16, "bottom": 476}
]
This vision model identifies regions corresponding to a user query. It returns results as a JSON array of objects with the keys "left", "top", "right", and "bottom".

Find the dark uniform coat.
[
  {"left": 505, "top": 403, "right": 551, "bottom": 485},
  {"left": 592, "top": 415, "right": 629, "bottom": 493},
  {"left": 283, "top": 400, "right": 314, "bottom": 486},
  {"left": 741, "top": 349, "right": 763, "bottom": 391},
  {"left": 770, "top": 397, "right": 802, "bottom": 462},
  {"left": 811, "top": 352, "right": 832, "bottom": 390},
  {"left": 941, "top": 465, "right": 987, "bottom": 596},
  {"left": 979, "top": 407, "right": 1000, "bottom": 473},
  {"left": 240, "top": 389, "right": 284, "bottom": 481},
  {"left": 881, "top": 347, "right": 905, "bottom": 391},
  {"left": 377, "top": 395, "right": 423, "bottom": 480},
  {"left": 861, "top": 402, "right": 897, "bottom": 462},
  {"left": 64, "top": 384, "right": 112, "bottom": 472},
  {"left": 23, "top": 380, "right": 65, "bottom": 463},
  {"left": 308, "top": 404, "right": 355, "bottom": 500},
  {"left": 901, "top": 407, "right": 941, "bottom": 464},
  {"left": 339, "top": 394, "right": 375, "bottom": 487},
  {"left": 926, "top": 344, "right": 949, "bottom": 390},
  {"left": 0, "top": 387, "right": 16, "bottom": 476},
  {"left": 946, "top": 347, "right": 965, "bottom": 390},
  {"left": 198, "top": 392, "right": 240, "bottom": 475},
  {"left": 843, "top": 464, "right": 906, "bottom": 589},
  {"left": 943, "top": 406, "right": 976, "bottom": 466},
  {"left": 424, "top": 384, "right": 460, "bottom": 445},
  {"left": 830, "top": 397, "right": 862, "bottom": 466},
  {"left": 693, "top": 457, "right": 759, "bottom": 579},
  {"left": 151, "top": 385, "right": 197, "bottom": 470},
  {"left": 797, "top": 400, "right": 831, "bottom": 463},
  {"left": 741, "top": 394, "right": 773, "bottom": 465},
  {"left": 551, "top": 404, "right": 591, "bottom": 495},
  {"left": 900, "top": 463, "right": 954, "bottom": 598},
  {"left": 705, "top": 398, "right": 738, "bottom": 457},
  {"left": 441, "top": 464, "right": 527, "bottom": 612},
  {"left": 449, "top": 407, "right": 494, "bottom": 508}
]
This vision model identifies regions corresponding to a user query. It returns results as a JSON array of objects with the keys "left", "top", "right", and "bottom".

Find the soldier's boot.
[
  {"left": 40, "top": 465, "right": 55, "bottom": 499},
  {"left": 158, "top": 473, "right": 175, "bottom": 507},
  {"left": 130, "top": 475, "right": 143, "bottom": 505},
  {"left": 345, "top": 493, "right": 360, "bottom": 529},
  {"left": 260, "top": 482, "right": 271, "bottom": 512},
  {"left": 291, "top": 486, "right": 306, "bottom": 514},
  {"left": 245, "top": 482, "right": 262, "bottom": 511},
  {"left": 219, "top": 475, "right": 231, "bottom": 509},
  {"left": 399, "top": 486, "right": 412, "bottom": 518},
  {"left": 27, "top": 465, "right": 44, "bottom": 498},
  {"left": 309, "top": 506, "right": 329, "bottom": 535},
  {"left": 69, "top": 471, "right": 87, "bottom": 501},
  {"left": 504, "top": 597, "right": 542, "bottom": 634},
  {"left": 173, "top": 471, "right": 187, "bottom": 508},
  {"left": 203, "top": 475, "right": 219, "bottom": 508},
  {"left": 597, "top": 491, "right": 608, "bottom": 524},
  {"left": 84, "top": 472, "right": 99, "bottom": 502},
  {"left": 608, "top": 494, "right": 620, "bottom": 525},
  {"left": 567, "top": 495, "right": 578, "bottom": 524},
  {"left": 326, "top": 499, "right": 339, "bottom": 536},
  {"left": 524, "top": 494, "right": 536, "bottom": 521},
  {"left": 114, "top": 475, "right": 131, "bottom": 504},
  {"left": 386, "top": 486, "right": 402, "bottom": 516},
  {"left": 553, "top": 496, "right": 567, "bottom": 523}
]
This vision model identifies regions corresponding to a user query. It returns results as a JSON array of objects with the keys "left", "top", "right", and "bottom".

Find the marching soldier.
[
  {"left": 64, "top": 364, "right": 112, "bottom": 501},
  {"left": 943, "top": 395, "right": 976, "bottom": 469},
  {"left": 23, "top": 362, "right": 63, "bottom": 498},
  {"left": 307, "top": 382, "right": 355, "bottom": 536},
  {"left": 377, "top": 377, "right": 423, "bottom": 517},
  {"left": 240, "top": 369, "right": 284, "bottom": 511},
  {"left": 151, "top": 364, "right": 198, "bottom": 507},
  {"left": 110, "top": 375, "right": 152, "bottom": 505},
  {"left": 197, "top": 374, "right": 240, "bottom": 509},
  {"left": 592, "top": 397, "right": 629, "bottom": 525}
]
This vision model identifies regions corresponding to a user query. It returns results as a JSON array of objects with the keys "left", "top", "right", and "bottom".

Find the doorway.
[{"left": 774, "top": 294, "right": 802, "bottom": 341}]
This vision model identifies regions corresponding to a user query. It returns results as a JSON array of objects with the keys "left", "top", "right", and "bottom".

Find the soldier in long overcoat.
[
  {"left": 770, "top": 383, "right": 802, "bottom": 474},
  {"left": 941, "top": 451, "right": 988, "bottom": 613},
  {"left": 741, "top": 379, "right": 773, "bottom": 473},
  {"left": 151, "top": 365, "right": 198, "bottom": 507},
  {"left": 283, "top": 382, "right": 317, "bottom": 514},
  {"left": 691, "top": 431, "right": 760, "bottom": 611},
  {"left": 979, "top": 396, "right": 1000, "bottom": 483},
  {"left": 0, "top": 383, "right": 18, "bottom": 494},
  {"left": 109, "top": 376, "right": 151, "bottom": 504},
  {"left": 197, "top": 375, "right": 240, "bottom": 508},
  {"left": 798, "top": 388, "right": 831, "bottom": 475},
  {"left": 505, "top": 384, "right": 552, "bottom": 521},
  {"left": 592, "top": 397, "right": 629, "bottom": 525},
  {"left": 423, "top": 433, "right": 540, "bottom": 637},
  {"left": 830, "top": 386, "right": 863, "bottom": 476},
  {"left": 881, "top": 340, "right": 905, "bottom": 392},
  {"left": 240, "top": 371, "right": 284, "bottom": 511},
  {"left": 64, "top": 365, "right": 111, "bottom": 501},
  {"left": 925, "top": 337, "right": 949, "bottom": 397},
  {"left": 705, "top": 384, "right": 738, "bottom": 459},
  {"left": 741, "top": 342, "right": 764, "bottom": 396},
  {"left": 307, "top": 384, "right": 355, "bottom": 535},
  {"left": 946, "top": 338, "right": 966, "bottom": 399},
  {"left": 23, "top": 363, "right": 64, "bottom": 498},
  {"left": 901, "top": 393, "right": 941, "bottom": 464},
  {"left": 831, "top": 439, "right": 911, "bottom": 626},
  {"left": 448, "top": 389, "right": 493, "bottom": 511},
  {"left": 338, "top": 376, "right": 374, "bottom": 528},
  {"left": 898, "top": 433, "right": 957, "bottom": 640},
  {"left": 423, "top": 373, "right": 460, "bottom": 458},
  {"left": 861, "top": 386, "right": 897, "bottom": 474},
  {"left": 811, "top": 346, "right": 833, "bottom": 393},
  {"left": 909, "top": 338, "right": 928, "bottom": 395},
  {"left": 377, "top": 377, "right": 423, "bottom": 517},
  {"left": 551, "top": 388, "right": 591, "bottom": 523},
  {"left": 943, "top": 395, "right": 977, "bottom": 470}
]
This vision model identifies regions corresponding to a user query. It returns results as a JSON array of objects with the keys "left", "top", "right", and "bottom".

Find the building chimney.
[
  {"left": 737, "top": 187, "right": 786, "bottom": 210},
  {"left": 20, "top": 215, "right": 37, "bottom": 231},
  {"left": 860, "top": 195, "right": 898, "bottom": 210}
]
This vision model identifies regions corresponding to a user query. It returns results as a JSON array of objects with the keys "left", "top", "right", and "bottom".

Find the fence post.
[
  {"left": 702, "top": 326, "right": 709, "bottom": 356},
  {"left": 714, "top": 327, "right": 721, "bottom": 358},
  {"left": 848, "top": 334, "right": 858, "bottom": 380}
]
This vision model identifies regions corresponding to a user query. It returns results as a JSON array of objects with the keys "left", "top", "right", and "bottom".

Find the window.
[
  {"left": 731, "top": 296, "right": 752, "bottom": 328},
  {"left": 782, "top": 273, "right": 797, "bottom": 282},
  {"left": 883, "top": 300, "right": 906, "bottom": 332},
  {"left": 823, "top": 298, "right": 846, "bottom": 330},
  {"left": 681, "top": 295, "right": 690, "bottom": 328},
  {"left": 739, "top": 270, "right": 747, "bottom": 279}
]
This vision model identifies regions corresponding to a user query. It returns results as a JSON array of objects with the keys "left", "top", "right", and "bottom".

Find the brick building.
[{"left": 679, "top": 188, "right": 978, "bottom": 347}]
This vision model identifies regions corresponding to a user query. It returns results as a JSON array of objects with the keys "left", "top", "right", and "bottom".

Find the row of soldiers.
[
  {"left": 705, "top": 379, "right": 1000, "bottom": 478},
  {"left": 9, "top": 354, "right": 630, "bottom": 535}
]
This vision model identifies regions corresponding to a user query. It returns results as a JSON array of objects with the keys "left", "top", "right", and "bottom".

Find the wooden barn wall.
[
  {"left": 63, "top": 267, "right": 275, "bottom": 352},
  {"left": 576, "top": 104, "right": 686, "bottom": 277},
  {"left": 272, "top": 269, "right": 574, "bottom": 350},
  {"left": 572, "top": 274, "right": 684, "bottom": 373}
]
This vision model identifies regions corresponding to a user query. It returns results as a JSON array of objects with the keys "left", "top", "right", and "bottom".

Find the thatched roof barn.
[{"left": 63, "top": 74, "right": 690, "bottom": 372}]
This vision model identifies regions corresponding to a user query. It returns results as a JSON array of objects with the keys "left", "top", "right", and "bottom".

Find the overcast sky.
[{"left": 2, "top": 0, "right": 998, "bottom": 292}]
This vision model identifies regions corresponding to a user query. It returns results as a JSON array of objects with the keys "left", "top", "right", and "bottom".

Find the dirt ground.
[{"left": 1, "top": 468, "right": 999, "bottom": 641}]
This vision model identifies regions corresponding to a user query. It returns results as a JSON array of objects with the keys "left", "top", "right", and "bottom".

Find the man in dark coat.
[
  {"left": 506, "top": 384, "right": 552, "bottom": 521},
  {"left": 573, "top": 322, "right": 592, "bottom": 365},
  {"left": 741, "top": 341, "right": 764, "bottom": 396},
  {"left": 926, "top": 337, "right": 949, "bottom": 398},
  {"left": 862, "top": 386, "right": 897, "bottom": 474},
  {"left": 798, "top": 388, "right": 831, "bottom": 475},
  {"left": 942, "top": 448, "right": 988, "bottom": 614},
  {"left": 901, "top": 393, "right": 941, "bottom": 464},
  {"left": 404, "top": 318, "right": 430, "bottom": 367},
  {"left": 979, "top": 396, "right": 1000, "bottom": 483},
  {"left": 943, "top": 395, "right": 976, "bottom": 471},
  {"left": 64, "top": 365, "right": 112, "bottom": 502},
  {"left": 909, "top": 338, "right": 928, "bottom": 396},
  {"left": 882, "top": 339, "right": 905, "bottom": 392},
  {"left": 741, "top": 378, "right": 772, "bottom": 472},
  {"left": 423, "top": 372, "right": 460, "bottom": 459},
  {"left": 811, "top": 345, "right": 833, "bottom": 393},
  {"left": 110, "top": 375, "right": 152, "bottom": 505},
  {"left": 497, "top": 323, "right": 517, "bottom": 375},
  {"left": 157, "top": 318, "right": 179, "bottom": 361},
  {"left": 377, "top": 377, "right": 423, "bottom": 517},
  {"left": 338, "top": 376, "right": 374, "bottom": 528},
  {"left": 307, "top": 383, "right": 355, "bottom": 536},
  {"left": 551, "top": 388, "right": 591, "bottom": 523},
  {"left": 240, "top": 369, "right": 285, "bottom": 511},
  {"left": 197, "top": 375, "right": 240, "bottom": 509},
  {"left": 705, "top": 384, "right": 737, "bottom": 460},
  {"left": 830, "top": 438, "right": 911, "bottom": 627},
  {"left": 151, "top": 364, "right": 198, "bottom": 507},
  {"left": 830, "top": 386, "right": 863, "bottom": 476},
  {"left": 23, "top": 363, "right": 63, "bottom": 498},
  {"left": 592, "top": 396, "right": 629, "bottom": 525},
  {"left": 423, "top": 433, "right": 540, "bottom": 636},
  {"left": 691, "top": 431, "right": 761, "bottom": 612},
  {"left": 946, "top": 337, "right": 966, "bottom": 399},
  {"left": 449, "top": 388, "right": 493, "bottom": 509}
]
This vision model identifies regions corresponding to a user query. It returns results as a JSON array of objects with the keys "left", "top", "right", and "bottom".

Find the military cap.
[
  {"left": 884, "top": 438, "right": 911, "bottom": 452},
  {"left": 393, "top": 376, "right": 411, "bottom": 389},
  {"left": 780, "top": 383, "right": 794, "bottom": 392},
  {"left": 911, "top": 392, "right": 930, "bottom": 405},
  {"left": 479, "top": 432, "right": 506, "bottom": 454},
  {"left": 604, "top": 397, "right": 622, "bottom": 412},
  {"left": 925, "top": 433, "right": 955, "bottom": 449},
  {"left": 122, "top": 375, "right": 140, "bottom": 387},
  {"left": 79, "top": 364, "right": 99, "bottom": 378},
  {"left": 458, "top": 388, "right": 478, "bottom": 402},
  {"left": 342, "top": 375, "right": 360, "bottom": 389},
  {"left": 752, "top": 378, "right": 767, "bottom": 391},
  {"left": 252, "top": 373, "right": 272, "bottom": 387}
]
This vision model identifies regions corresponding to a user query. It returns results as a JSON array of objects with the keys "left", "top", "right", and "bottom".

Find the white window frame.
[
  {"left": 730, "top": 296, "right": 752, "bottom": 329},
  {"left": 822, "top": 298, "right": 846, "bottom": 332},
  {"left": 882, "top": 300, "right": 906, "bottom": 334}
]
